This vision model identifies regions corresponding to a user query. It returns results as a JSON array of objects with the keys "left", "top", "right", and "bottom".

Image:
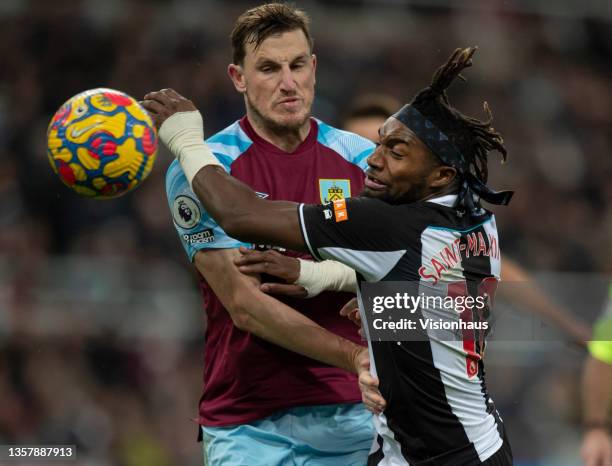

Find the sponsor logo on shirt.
[
  {"left": 319, "top": 179, "right": 351, "bottom": 204},
  {"left": 183, "top": 228, "right": 215, "bottom": 245},
  {"left": 172, "top": 195, "right": 201, "bottom": 230},
  {"left": 332, "top": 198, "right": 348, "bottom": 222}
]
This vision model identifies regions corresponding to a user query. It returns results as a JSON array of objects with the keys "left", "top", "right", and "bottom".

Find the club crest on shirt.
[
  {"left": 172, "top": 195, "right": 201, "bottom": 230},
  {"left": 319, "top": 179, "right": 351, "bottom": 204}
]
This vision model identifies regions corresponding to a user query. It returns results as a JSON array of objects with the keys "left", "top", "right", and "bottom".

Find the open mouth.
[{"left": 364, "top": 173, "right": 387, "bottom": 190}]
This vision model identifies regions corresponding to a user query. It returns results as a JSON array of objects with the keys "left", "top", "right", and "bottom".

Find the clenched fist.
[{"left": 141, "top": 88, "right": 198, "bottom": 128}]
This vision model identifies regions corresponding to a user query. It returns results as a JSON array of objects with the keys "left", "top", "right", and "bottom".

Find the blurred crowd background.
[{"left": 1, "top": 0, "right": 611, "bottom": 464}]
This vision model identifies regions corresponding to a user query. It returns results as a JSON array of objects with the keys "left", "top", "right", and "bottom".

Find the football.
[{"left": 47, "top": 88, "right": 157, "bottom": 198}]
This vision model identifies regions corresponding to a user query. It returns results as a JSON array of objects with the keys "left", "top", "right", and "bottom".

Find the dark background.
[{"left": 1, "top": 0, "right": 610, "bottom": 464}]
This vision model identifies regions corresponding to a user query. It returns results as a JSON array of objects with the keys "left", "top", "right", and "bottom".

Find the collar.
[
  {"left": 425, "top": 194, "right": 458, "bottom": 207},
  {"left": 239, "top": 116, "right": 318, "bottom": 156}
]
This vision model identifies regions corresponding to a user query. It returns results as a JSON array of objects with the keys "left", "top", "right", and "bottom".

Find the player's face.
[
  {"left": 231, "top": 29, "right": 316, "bottom": 132},
  {"left": 344, "top": 116, "right": 386, "bottom": 143},
  {"left": 363, "top": 117, "right": 444, "bottom": 204}
]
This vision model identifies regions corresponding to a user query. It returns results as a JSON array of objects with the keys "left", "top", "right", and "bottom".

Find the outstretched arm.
[
  {"left": 193, "top": 165, "right": 304, "bottom": 250},
  {"left": 195, "top": 248, "right": 366, "bottom": 374},
  {"left": 142, "top": 88, "right": 305, "bottom": 251},
  {"left": 235, "top": 247, "right": 357, "bottom": 298},
  {"left": 500, "top": 258, "right": 591, "bottom": 347}
]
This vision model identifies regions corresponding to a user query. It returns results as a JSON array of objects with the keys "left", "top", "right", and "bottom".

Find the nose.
[
  {"left": 367, "top": 146, "right": 384, "bottom": 170},
  {"left": 279, "top": 65, "right": 297, "bottom": 92}
]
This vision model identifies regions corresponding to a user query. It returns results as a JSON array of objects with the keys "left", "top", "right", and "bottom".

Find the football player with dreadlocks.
[{"left": 148, "top": 47, "right": 513, "bottom": 465}]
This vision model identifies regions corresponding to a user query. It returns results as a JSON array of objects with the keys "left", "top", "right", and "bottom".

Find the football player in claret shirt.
[
  {"left": 146, "top": 47, "right": 516, "bottom": 465},
  {"left": 148, "top": 4, "right": 376, "bottom": 466}
]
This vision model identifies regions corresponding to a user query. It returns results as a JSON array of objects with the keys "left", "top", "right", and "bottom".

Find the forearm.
[
  {"left": 582, "top": 356, "right": 612, "bottom": 426},
  {"left": 196, "top": 249, "right": 361, "bottom": 374},
  {"left": 501, "top": 259, "right": 588, "bottom": 340},
  {"left": 193, "top": 166, "right": 304, "bottom": 250},
  {"left": 242, "top": 289, "right": 363, "bottom": 373}
]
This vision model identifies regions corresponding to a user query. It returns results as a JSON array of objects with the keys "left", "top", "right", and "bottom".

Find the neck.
[
  {"left": 422, "top": 185, "right": 458, "bottom": 202},
  {"left": 246, "top": 108, "right": 311, "bottom": 153}
]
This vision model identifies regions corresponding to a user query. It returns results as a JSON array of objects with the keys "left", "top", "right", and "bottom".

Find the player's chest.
[{"left": 231, "top": 149, "right": 365, "bottom": 204}]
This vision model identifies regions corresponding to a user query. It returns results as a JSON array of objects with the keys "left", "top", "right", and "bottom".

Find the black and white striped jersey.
[{"left": 298, "top": 194, "right": 511, "bottom": 466}]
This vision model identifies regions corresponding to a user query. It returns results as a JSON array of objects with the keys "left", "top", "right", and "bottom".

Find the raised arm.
[
  {"left": 142, "top": 89, "right": 306, "bottom": 251},
  {"left": 500, "top": 258, "right": 591, "bottom": 346}
]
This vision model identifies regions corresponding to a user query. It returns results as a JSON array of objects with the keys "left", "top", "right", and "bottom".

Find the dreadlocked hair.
[{"left": 410, "top": 47, "right": 507, "bottom": 184}]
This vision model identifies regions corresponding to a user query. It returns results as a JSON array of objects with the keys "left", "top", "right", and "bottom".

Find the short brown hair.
[{"left": 230, "top": 3, "right": 313, "bottom": 65}]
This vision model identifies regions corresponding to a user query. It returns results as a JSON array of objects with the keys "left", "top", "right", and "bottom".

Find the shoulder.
[
  {"left": 338, "top": 196, "right": 426, "bottom": 229},
  {"left": 314, "top": 119, "right": 375, "bottom": 166},
  {"left": 205, "top": 120, "right": 254, "bottom": 171}
]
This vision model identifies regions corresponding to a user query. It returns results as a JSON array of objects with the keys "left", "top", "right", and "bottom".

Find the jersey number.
[{"left": 447, "top": 278, "right": 498, "bottom": 377}]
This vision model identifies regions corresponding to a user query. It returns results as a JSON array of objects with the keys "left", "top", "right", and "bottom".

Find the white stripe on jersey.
[
  {"left": 318, "top": 247, "right": 406, "bottom": 282},
  {"left": 428, "top": 341, "right": 503, "bottom": 462},
  {"left": 372, "top": 414, "right": 412, "bottom": 466},
  {"left": 298, "top": 204, "right": 317, "bottom": 259},
  {"left": 483, "top": 216, "right": 501, "bottom": 279}
]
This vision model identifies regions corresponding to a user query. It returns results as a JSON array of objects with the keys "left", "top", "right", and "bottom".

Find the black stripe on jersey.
[
  {"left": 300, "top": 197, "right": 442, "bottom": 254},
  {"left": 368, "top": 436, "right": 385, "bottom": 465},
  {"left": 370, "top": 339, "right": 479, "bottom": 463}
]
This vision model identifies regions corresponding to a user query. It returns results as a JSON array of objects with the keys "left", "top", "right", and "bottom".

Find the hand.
[
  {"left": 581, "top": 428, "right": 612, "bottom": 466},
  {"left": 234, "top": 247, "right": 307, "bottom": 298},
  {"left": 352, "top": 347, "right": 387, "bottom": 415},
  {"left": 340, "top": 297, "right": 365, "bottom": 339},
  {"left": 141, "top": 88, "right": 197, "bottom": 128}
]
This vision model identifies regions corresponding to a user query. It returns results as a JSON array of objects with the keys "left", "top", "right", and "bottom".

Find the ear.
[
  {"left": 429, "top": 165, "right": 457, "bottom": 188},
  {"left": 311, "top": 54, "right": 317, "bottom": 83},
  {"left": 228, "top": 63, "right": 246, "bottom": 94}
]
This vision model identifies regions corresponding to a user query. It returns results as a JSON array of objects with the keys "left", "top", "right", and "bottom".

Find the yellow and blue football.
[{"left": 47, "top": 88, "right": 157, "bottom": 198}]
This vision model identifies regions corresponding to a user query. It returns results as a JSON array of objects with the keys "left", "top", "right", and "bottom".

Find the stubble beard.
[{"left": 245, "top": 93, "right": 311, "bottom": 135}]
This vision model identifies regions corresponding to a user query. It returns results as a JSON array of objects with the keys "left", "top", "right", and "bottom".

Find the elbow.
[
  {"left": 230, "top": 308, "right": 254, "bottom": 332},
  {"left": 226, "top": 295, "right": 257, "bottom": 332}
]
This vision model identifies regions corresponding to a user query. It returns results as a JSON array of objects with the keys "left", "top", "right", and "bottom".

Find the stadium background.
[{"left": 1, "top": 0, "right": 611, "bottom": 464}]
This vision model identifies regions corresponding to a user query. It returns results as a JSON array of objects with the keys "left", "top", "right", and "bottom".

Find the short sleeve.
[
  {"left": 166, "top": 160, "right": 250, "bottom": 261},
  {"left": 298, "top": 197, "right": 426, "bottom": 282},
  {"left": 315, "top": 120, "right": 374, "bottom": 171}
]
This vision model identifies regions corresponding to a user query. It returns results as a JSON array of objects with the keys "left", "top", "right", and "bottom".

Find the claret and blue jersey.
[{"left": 165, "top": 116, "right": 374, "bottom": 427}]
